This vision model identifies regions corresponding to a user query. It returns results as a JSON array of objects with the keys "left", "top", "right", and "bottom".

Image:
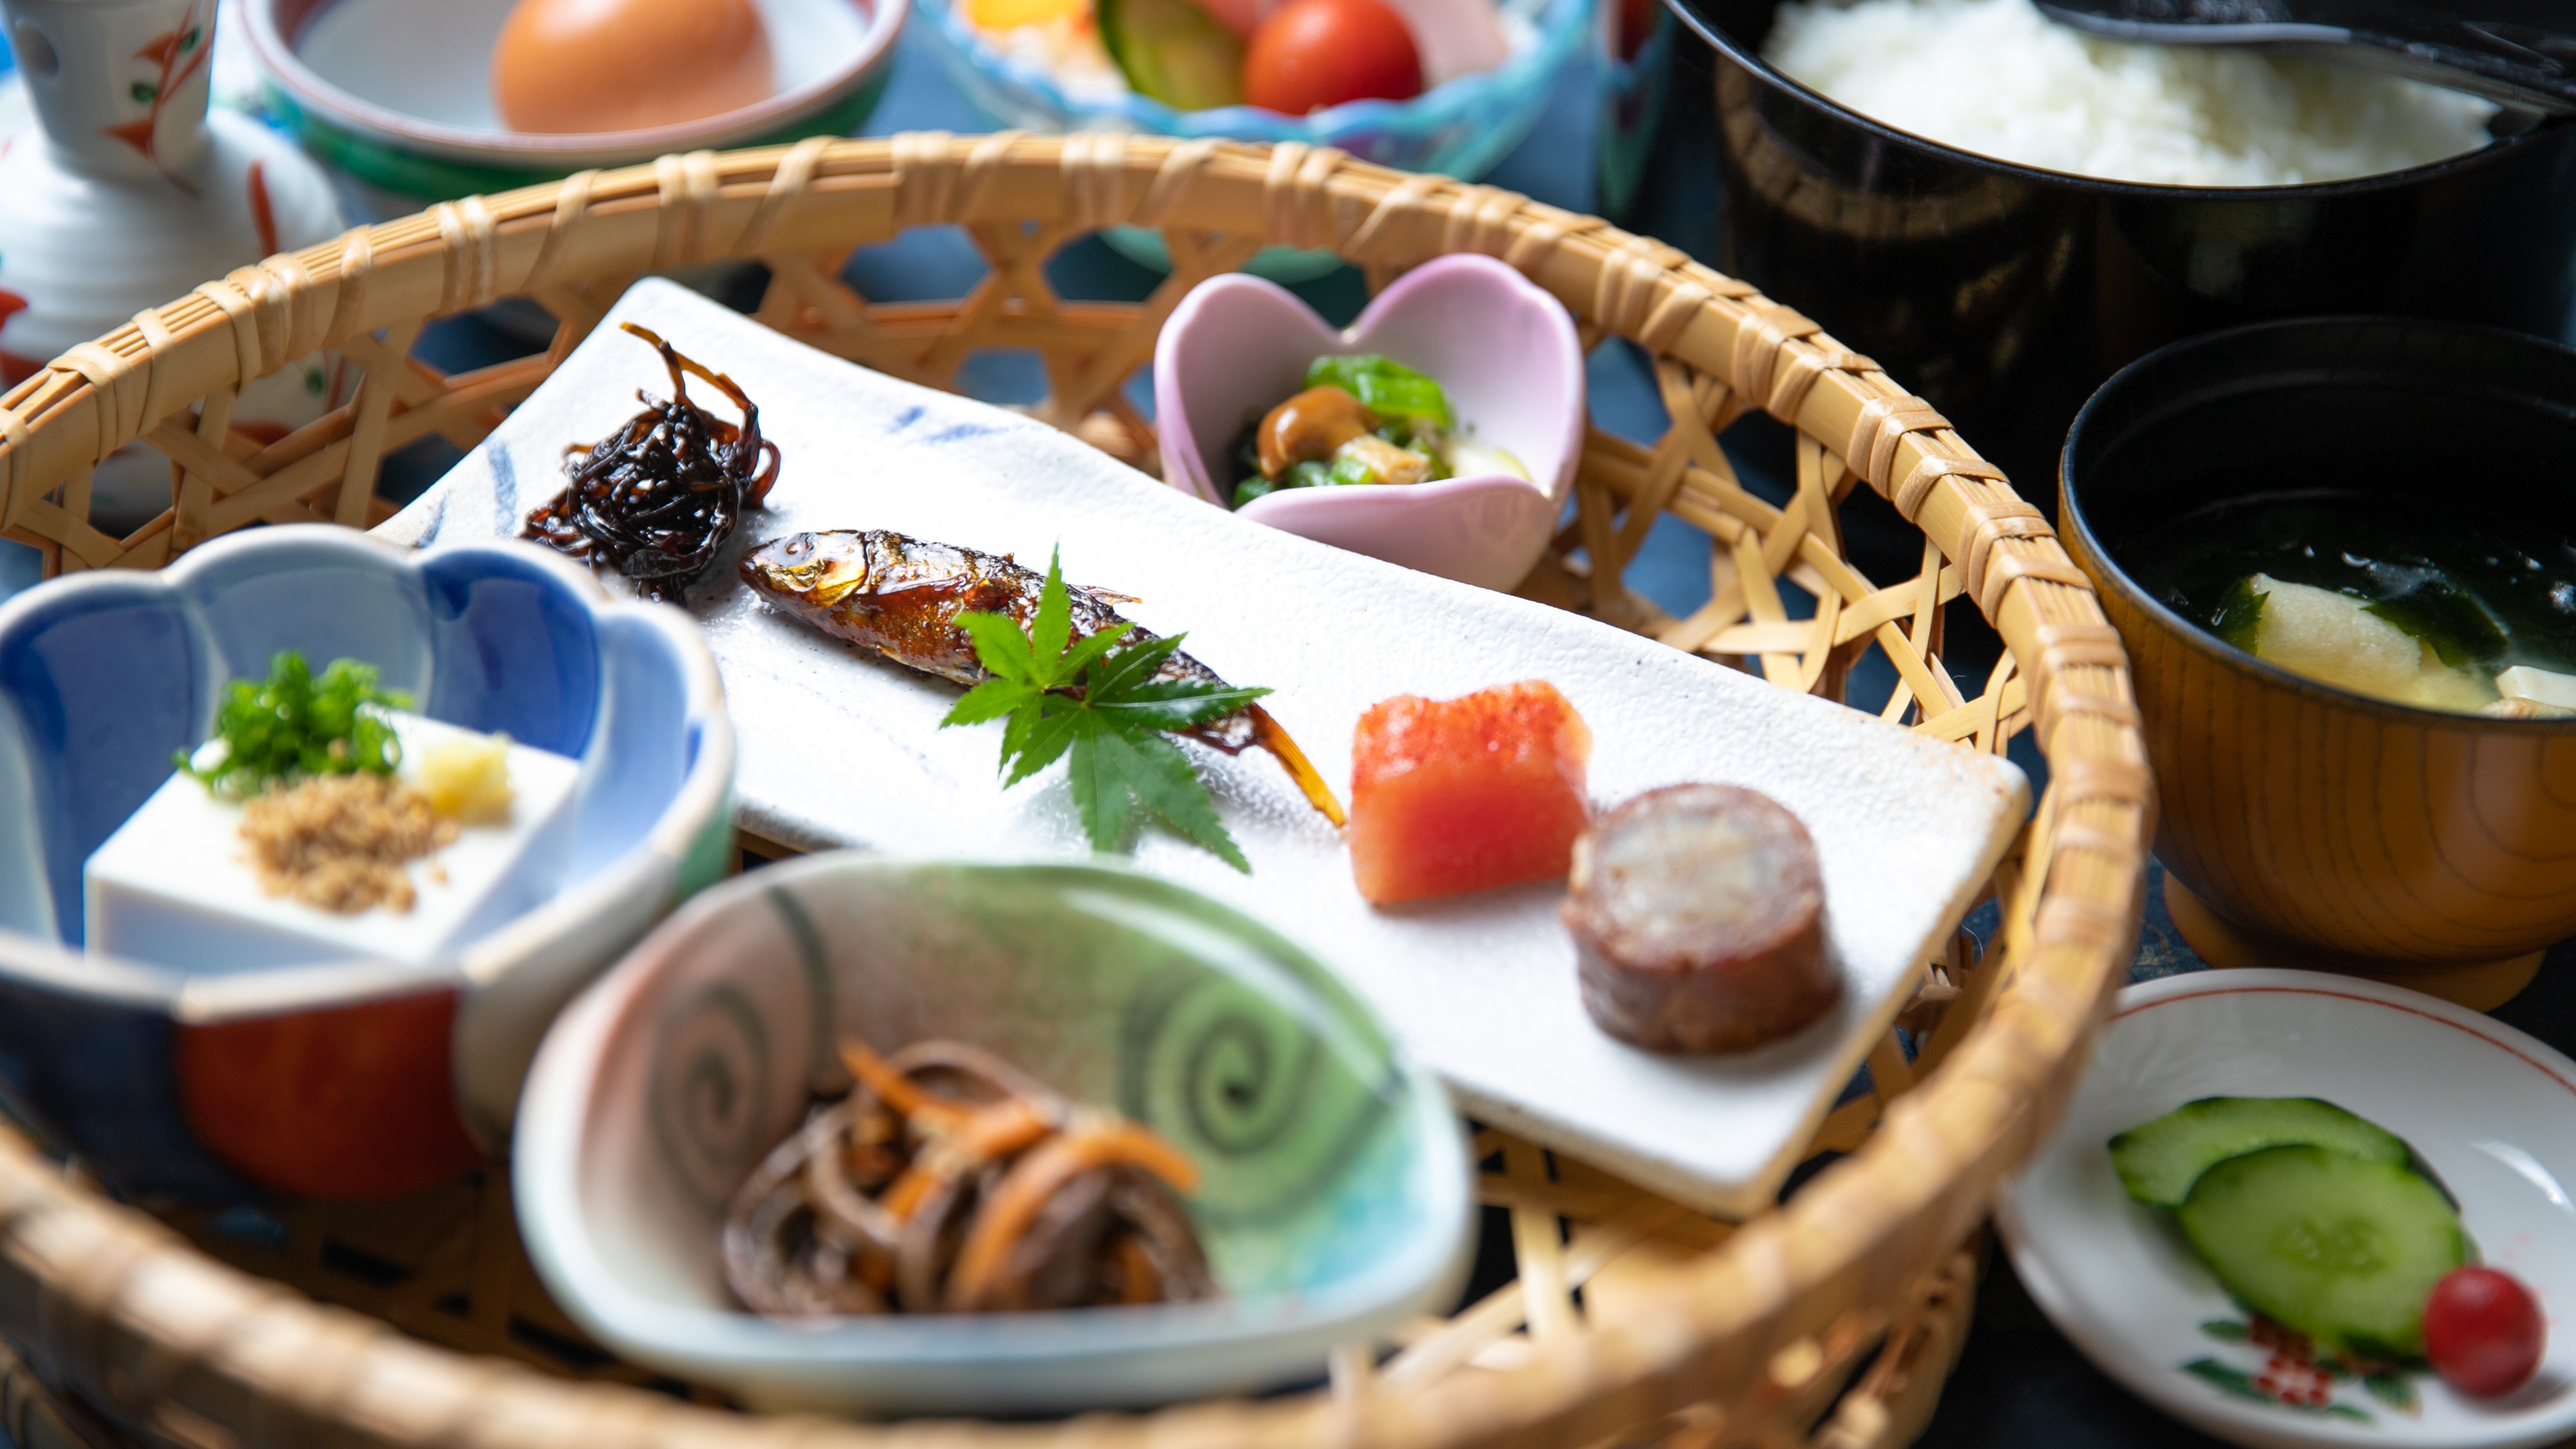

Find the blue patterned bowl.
[
  {"left": 918, "top": 0, "right": 1590, "bottom": 181},
  {"left": 513, "top": 852, "right": 1471, "bottom": 1414},
  {"left": 0, "top": 526, "right": 733, "bottom": 1200}
]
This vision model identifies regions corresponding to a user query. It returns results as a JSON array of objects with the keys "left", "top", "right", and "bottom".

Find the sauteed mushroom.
[{"left": 1257, "top": 385, "right": 1375, "bottom": 477}]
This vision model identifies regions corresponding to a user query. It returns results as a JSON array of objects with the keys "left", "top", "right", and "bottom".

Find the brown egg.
[{"left": 493, "top": 0, "right": 776, "bottom": 134}]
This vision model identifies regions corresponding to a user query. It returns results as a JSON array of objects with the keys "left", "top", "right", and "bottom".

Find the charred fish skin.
[{"left": 738, "top": 530, "right": 1259, "bottom": 752}]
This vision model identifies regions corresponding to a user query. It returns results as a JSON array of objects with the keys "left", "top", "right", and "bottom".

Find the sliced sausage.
[{"left": 1564, "top": 783, "right": 1839, "bottom": 1053}]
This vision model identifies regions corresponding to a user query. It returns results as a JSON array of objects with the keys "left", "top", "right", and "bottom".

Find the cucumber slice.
[
  {"left": 2177, "top": 1144, "right": 2467, "bottom": 1359},
  {"left": 2109, "top": 1096, "right": 2410, "bottom": 1208},
  {"left": 1098, "top": 0, "right": 1245, "bottom": 110}
]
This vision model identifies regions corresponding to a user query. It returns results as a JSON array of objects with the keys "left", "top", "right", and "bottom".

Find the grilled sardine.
[{"left": 739, "top": 529, "right": 1344, "bottom": 826}]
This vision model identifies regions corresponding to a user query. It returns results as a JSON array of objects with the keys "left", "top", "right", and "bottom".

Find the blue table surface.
[{"left": 6, "top": 23, "right": 2575, "bottom": 1449}]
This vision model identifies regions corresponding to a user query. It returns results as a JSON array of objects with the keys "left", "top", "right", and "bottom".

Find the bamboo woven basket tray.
[{"left": 0, "top": 133, "right": 2150, "bottom": 1449}]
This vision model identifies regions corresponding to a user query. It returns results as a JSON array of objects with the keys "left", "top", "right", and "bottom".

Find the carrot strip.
[
  {"left": 1114, "top": 1234, "right": 1159, "bottom": 1305},
  {"left": 944, "top": 1122, "right": 1202, "bottom": 1309},
  {"left": 1251, "top": 704, "right": 1346, "bottom": 828},
  {"left": 841, "top": 1041, "right": 971, "bottom": 1132},
  {"left": 878, "top": 1096, "right": 1056, "bottom": 1222}
]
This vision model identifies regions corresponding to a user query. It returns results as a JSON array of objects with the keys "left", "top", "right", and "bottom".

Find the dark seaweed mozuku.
[{"left": 521, "top": 323, "right": 781, "bottom": 604}]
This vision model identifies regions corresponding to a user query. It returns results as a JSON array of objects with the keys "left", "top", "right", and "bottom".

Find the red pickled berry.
[{"left": 2425, "top": 1265, "right": 2546, "bottom": 1398}]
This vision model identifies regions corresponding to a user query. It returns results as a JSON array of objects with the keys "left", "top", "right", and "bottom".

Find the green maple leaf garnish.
[{"left": 939, "top": 548, "right": 1268, "bottom": 872}]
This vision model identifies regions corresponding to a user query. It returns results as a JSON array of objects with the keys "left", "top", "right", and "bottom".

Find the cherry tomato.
[
  {"left": 1242, "top": 0, "right": 1422, "bottom": 114},
  {"left": 2425, "top": 1265, "right": 2546, "bottom": 1398}
]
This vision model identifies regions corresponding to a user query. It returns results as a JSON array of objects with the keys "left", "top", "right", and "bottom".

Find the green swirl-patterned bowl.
[{"left": 511, "top": 852, "right": 1471, "bottom": 1415}]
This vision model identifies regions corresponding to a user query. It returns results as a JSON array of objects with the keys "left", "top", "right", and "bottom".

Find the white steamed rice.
[{"left": 1763, "top": 0, "right": 2499, "bottom": 187}]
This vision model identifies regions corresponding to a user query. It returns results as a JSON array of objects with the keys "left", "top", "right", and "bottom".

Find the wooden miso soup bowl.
[{"left": 2061, "top": 317, "right": 2576, "bottom": 1010}]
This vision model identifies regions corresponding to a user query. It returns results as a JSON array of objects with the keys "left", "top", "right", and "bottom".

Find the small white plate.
[
  {"left": 1999, "top": 968, "right": 2576, "bottom": 1449},
  {"left": 289, "top": 0, "right": 871, "bottom": 138},
  {"left": 384, "top": 278, "right": 2028, "bottom": 1216}
]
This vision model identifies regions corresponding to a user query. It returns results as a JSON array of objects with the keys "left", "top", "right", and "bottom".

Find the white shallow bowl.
[
  {"left": 515, "top": 852, "right": 1471, "bottom": 1414},
  {"left": 386, "top": 277, "right": 2028, "bottom": 1216},
  {"left": 2000, "top": 968, "right": 2576, "bottom": 1449},
  {"left": 243, "top": 0, "right": 902, "bottom": 209}
]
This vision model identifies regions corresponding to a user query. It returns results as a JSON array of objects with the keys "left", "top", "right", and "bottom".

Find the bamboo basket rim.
[{"left": 0, "top": 133, "right": 2153, "bottom": 1449}]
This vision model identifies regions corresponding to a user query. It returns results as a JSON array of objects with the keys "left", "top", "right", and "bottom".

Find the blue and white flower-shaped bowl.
[
  {"left": 0, "top": 526, "right": 733, "bottom": 1201},
  {"left": 918, "top": 0, "right": 1591, "bottom": 186},
  {"left": 515, "top": 852, "right": 1471, "bottom": 1414}
]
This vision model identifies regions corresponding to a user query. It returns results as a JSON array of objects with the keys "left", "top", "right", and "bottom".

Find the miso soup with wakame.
[{"left": 2129, "top": 494, "right": 2576, "bottom": 717}]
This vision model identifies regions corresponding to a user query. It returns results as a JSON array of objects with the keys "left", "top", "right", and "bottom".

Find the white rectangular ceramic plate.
[{"left": 381, "top": 279, "right": 2029, "bottom": 1214}]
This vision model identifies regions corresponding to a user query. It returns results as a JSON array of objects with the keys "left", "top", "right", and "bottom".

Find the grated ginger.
[{"left": 415, "top": 734, "right": 516, "bottom": 825}]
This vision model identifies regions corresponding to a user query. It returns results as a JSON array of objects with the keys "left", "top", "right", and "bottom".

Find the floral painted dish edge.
[
  {"left": 0, "top": 525, "right": 736, "bottom": 1199},
  {"left": 1154, "top": 253, "right": 1585, "bottom": 591},
  {"left": 1996, "top": 968, "right": 2576, "bottom": 1449},
  {"left": 513, "top": 850, "right": 1473, "bottom": 1414}
]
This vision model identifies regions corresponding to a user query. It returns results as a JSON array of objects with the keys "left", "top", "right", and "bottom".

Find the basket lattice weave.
[{"left": 0, "top": 133, "right": 2150, "bottom": 1449}]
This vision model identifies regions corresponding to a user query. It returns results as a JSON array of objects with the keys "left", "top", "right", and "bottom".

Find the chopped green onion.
[
  {"left": 178, "top": 651, "right": 412, "bottom": 799},
  {"left": 1328, "top": 454, "right": 1380, "bottom": 487},
  {"left": 1232, "top": 475, "right": 1275, "bottom": 508},
  {"left": 1286, "top": 460, "right": 1335, "bottom": 490}
]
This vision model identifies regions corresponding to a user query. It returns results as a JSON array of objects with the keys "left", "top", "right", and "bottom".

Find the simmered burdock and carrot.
[{"left": 723, "top": 1039, "right": 1216, "bottom": 1317}]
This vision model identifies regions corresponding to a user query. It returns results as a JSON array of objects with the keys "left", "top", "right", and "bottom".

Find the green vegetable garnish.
[
  {"left": 178, "top": 651, "right": 412, "bottom": 798},
  {"left": 1305, "top": 355, "right": 1455, "bottom": 431},
  {"left": 940, "top": 549, "right": 1270, "bottom": 871},
  {"left": 1328, "top": 454, "right": 1380, "bottom": 488},
  {"left": 2211, "top": 575, "right": 2266, "bottom": 652}
]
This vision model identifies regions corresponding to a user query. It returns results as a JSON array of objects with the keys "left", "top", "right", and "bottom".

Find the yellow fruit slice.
[{"left": 971, "top": 0, "right": 1087, "bottom": 30}]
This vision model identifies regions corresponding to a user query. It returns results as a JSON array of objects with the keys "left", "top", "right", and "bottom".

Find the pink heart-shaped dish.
[{"left": 1154, "top": 254, "right": 1585, "bottom": 592}]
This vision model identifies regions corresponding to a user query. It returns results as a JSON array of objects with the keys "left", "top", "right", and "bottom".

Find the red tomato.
[
  {"left": 1241, "top": 0, "right": 1422, "bottom": 114},
  {"left": 2425, "top": 1266, "right": 2546, "bottom": 1397}
]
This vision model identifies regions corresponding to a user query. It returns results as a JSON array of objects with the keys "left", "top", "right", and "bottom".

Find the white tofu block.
[
  {"left": 2496, "top": 665, "right": 2576, "bottom": 711},
  {"left": 84, "top": 713, "right": 582, "bottom": 974}
]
